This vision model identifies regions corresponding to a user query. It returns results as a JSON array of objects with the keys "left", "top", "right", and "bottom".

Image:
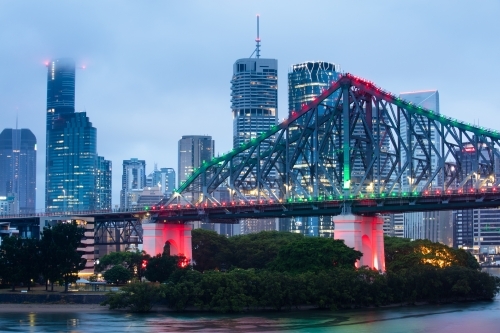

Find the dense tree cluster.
[
  {"left": 96, "top": 250, "right": 150, "bottom": 282},
  {"left": 102, "top": 231, "right": 500, "bottom": 313},
  {"left": 0, "top": 222, "right": 86, "bottom": 292}
]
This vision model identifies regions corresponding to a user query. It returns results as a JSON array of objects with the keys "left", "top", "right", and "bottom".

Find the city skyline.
[{"left": 0, "top": 1, "right": 498, "bottom": 209}]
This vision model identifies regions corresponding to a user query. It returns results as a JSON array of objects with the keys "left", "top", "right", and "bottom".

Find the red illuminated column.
[
  {"left": 142, "top": 223, "right": 193, "bottom": 261},
  {"left": 333, "top": 214, "right": 385, "bottom": 271}
]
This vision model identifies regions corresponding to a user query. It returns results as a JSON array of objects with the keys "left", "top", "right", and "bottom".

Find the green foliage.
[
  {"left": 97, "top": 250, "right": 150, "bottom": 279},
  {"left": 227, "top": 231, "right": 303, "bottom": 269},
  {"left": 144, "top": 254, "right": 188, "bottom": 282},
  {"left": 191, "top": 229, "right": 231, "bottom": 272},
  {"left": 384, "top": 236, "right": 481, "bottom": 272},
  {"left": 103, "top": 265, "right": 132, "bottom": 285},
  {"left": 100, "top": 232, "right": 500, "bottom": 313},
  {"left": 0, "top": 237, "right": 41, "bottom": 291},
  {"left": 101, "top": 282, "right": 160, "bottom": 312},
  {"left": 269, "top": 237, "right": 361, "bottom": 273}
]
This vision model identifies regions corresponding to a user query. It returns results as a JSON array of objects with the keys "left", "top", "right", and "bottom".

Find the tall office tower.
[
  {"left": 46, "top": 112, "right": 98, "bottom": 211},
  {"left": 45, "top": 58, "right": 107, "bottom": 212},
  {"left": 147, "top": 167, "right": 176, "bottom": 199},
  {"left": 230, "top": 17, "right": 278, "bottom": 235},
  {"left": 0, "top": 128, "right": 37, "bottom": 213},
  {"left": 399, "top": 90, "right": 442, "bottom": 241},
  {"left": 287, "top": 61, "right": 341, "bottom": 237},
  {"left": 453, "top": 144, "right": 500, "bottom": 255},
  {"left": 96, "top": 156, "right": 112, "bottom": 211},
  {"left": 178, "top": 135, "right": 214, "bottom": 230},
  {"left": 178, "top": 135, "right": 214, "bottom": 201},
  {"left": 120, "top": 158, "right": 146, "bottom": 209}
]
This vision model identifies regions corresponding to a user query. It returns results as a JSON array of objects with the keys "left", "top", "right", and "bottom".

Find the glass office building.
[
  {"left": 230, "top": 31, "right": 278, "bottom": 235},
  {"left": 46, "top": 58, "right": 110, "bottom": 212},
  {"left": 96, "top": 156, "right": 112, "bottom": 211},
  {"left": 120, "top": 158, "right": 146, "bottom": 209},
  {"left": 0, "top": 128, "right": 37, "bottom": 213},
  {"left": 46, "top": 112, "right": 98, "bottom": 211},
  {"left": 287, "top": 61, "right": 340, "bottom": 237},
  {"left": 231, "top": 58, "right": 278, "bottom": 148}
]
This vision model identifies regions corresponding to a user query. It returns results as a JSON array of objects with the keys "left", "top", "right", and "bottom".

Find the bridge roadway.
[
  {"left": 154, "top": 188, "right": 500, "bottom": 223},
  {"left": 2, "top": 188, "right": 500, "bottom": 224}
]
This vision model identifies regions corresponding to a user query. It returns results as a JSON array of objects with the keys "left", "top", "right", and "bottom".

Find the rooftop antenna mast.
[
  {"left": 255, "top": 15, "right": 261, "bottom": 58},
  {"left": 249, "top": 15, "right": 261, "bottom": 58}
]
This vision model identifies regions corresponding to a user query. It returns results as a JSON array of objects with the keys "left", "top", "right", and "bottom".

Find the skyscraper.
[
  {"left": 0, "top": 128, "right": 36, "bottom": 213},
  {"left": 230, "top": 16, "right": 278, "bottom": 235},
  {"left": 399, "top": 90, "right": 441, "bottom": 241},
  {"left": 178, "top": 135, "right": 214, "bottom": 201},
  {"left": 45, "top": 58, "right": 110, "bottom": 212},
  {"left": 287, "top": 61, "right": 341, "bottom": 237},
  {"left": 96, "top": 156, "right": 112, "bottom": 211},
  {"left": 120, "top": 158, "right": 146, "bottom": 209},
  {"left": 147, "top": 167, "right": 176, "bottom": 199},
  {"left": 178, "top": 135, "right": 215, "bottom": 230}
]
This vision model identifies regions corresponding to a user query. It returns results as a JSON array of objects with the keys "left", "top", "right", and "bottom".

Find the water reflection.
[
  {"left": 0, "top": 299, "right": 499, "bottom": 333},
  {"left": 0, "top": 266, "right": 499, "bottom": 333}
]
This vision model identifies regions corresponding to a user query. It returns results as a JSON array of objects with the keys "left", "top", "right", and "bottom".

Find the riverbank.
[{"left": 0, "top": 303, "right": 109, "bottom": 313}]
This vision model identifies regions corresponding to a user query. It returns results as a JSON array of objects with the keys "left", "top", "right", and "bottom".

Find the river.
[{"left": 1, "top": 268, "right": 499, "bottom": 333}]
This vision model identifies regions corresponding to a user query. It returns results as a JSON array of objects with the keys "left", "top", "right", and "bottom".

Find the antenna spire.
[{"left": 255, "top": 15, "right": 261, "bottom": 58}]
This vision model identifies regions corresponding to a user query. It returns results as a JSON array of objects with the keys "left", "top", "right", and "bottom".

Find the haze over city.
[{"left": 0, "top": 1, "right": 498, "bottom": 209}]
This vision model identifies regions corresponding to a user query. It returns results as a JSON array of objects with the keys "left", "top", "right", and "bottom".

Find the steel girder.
[
  {"left": 93, "top": 216, "right": 143, "bottom": 246},
  {"left": 164, "top": 73, "right": 500, "bottom": 206}
]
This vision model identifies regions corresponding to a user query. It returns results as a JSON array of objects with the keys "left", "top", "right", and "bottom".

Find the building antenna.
[
  {"left": 249, "top": 15, "right": 261, "bottom": 58},
  {"left": 256, "top": 15, "right": 261, "bottom": 58},
  {"left": 16, "top": 109, "right": 18, "bottom": 130}
]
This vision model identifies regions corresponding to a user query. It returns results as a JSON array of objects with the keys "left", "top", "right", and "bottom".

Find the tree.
[
  {"left": 227, "top": 231, "right": 303, "bottom": 269},
  {"left": 0, "top": 236, "right": 41, "bottom": 291},
  {"left": 191, "top": 229, "right": 231, "bottom": 272},
  {"left": 96, "top": 250, "right": 150, "bottom": 280},
  {"left": 269, "top": 237, "right": 362, "bottom": 273},
  {"left": 40, "top": 222, "right": 87, "bottom": 292},
  {"left": 103, "top": 265, "right": 132, "bottom": 285},
  {"left": 144, "top": 254, "right": 188, "bottom": 283},
  {"left": 101, "top": 282, "right": 160, "bottom": 312}
]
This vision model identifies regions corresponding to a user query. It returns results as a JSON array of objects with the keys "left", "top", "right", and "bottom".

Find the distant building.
[
  {"left": 0, "top": 128, "right": 36, "bottom": 213},
  {"left": 178, "top": 135, "right": 215, "bottom": 230},
  {"left": 287, "top": 61, "right": 341, "bottom": 237},
  {"left": 399, "top": 90, "right": 443, "bottom": 242},
  {"left": 120, "top": 158, "right": 146, "bottom": 209},
  {"left": 453, "top": 143, "right": 500, "bottom": 255},
  {"left": 147, "top": 166, "right": 176, "bottom": 199},
  {"left": 0, "top": 195, "right": 17, "bottom": 216},
  {"left": 178, "top": 135, "right": 214, "bottom": 201},
  {"left": 45, "top": 58, "right": 109, "bottom": 212},
  {"left": 230, "top": 17, "right": 278, "bottom": 235},
  {"left": 96, "top": 156, "right": 112, "bottom": 211}
]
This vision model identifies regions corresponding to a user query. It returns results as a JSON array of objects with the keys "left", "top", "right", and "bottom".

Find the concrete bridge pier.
[
  {"left": 332, "top": 214, "right": 385, "bottom": 271},
  {"left": 142, "top": 223, "right": 192, "bottom": 261}
]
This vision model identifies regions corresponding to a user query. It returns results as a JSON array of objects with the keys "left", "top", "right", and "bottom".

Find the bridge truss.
[{"left": 163, "top": 73, "right": 500, "bottom": 214}]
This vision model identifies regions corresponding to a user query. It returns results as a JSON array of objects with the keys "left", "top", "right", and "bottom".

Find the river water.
[{"left": 1, "top": 268, "right": 499, "bottom": 333}]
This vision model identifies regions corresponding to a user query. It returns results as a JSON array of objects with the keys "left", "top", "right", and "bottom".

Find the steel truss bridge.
[
  {"left": 154, "top": 73, "right": 500, "bottom": 222},
  {"left": 3, "top": 73, "right": 500, "bottom": 240}
]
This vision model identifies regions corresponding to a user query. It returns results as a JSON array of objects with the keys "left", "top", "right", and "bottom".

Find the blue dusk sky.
[{"left": 0, "top": 1, "right": 498, "bottom": 209}]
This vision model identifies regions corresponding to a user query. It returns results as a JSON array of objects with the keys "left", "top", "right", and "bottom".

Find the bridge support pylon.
[
  {"left": 333, "top": 214, "right": 385, "bottom": 271},
  {"left": 142, "top": 223, "right": 192, "bottom": 261}
]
